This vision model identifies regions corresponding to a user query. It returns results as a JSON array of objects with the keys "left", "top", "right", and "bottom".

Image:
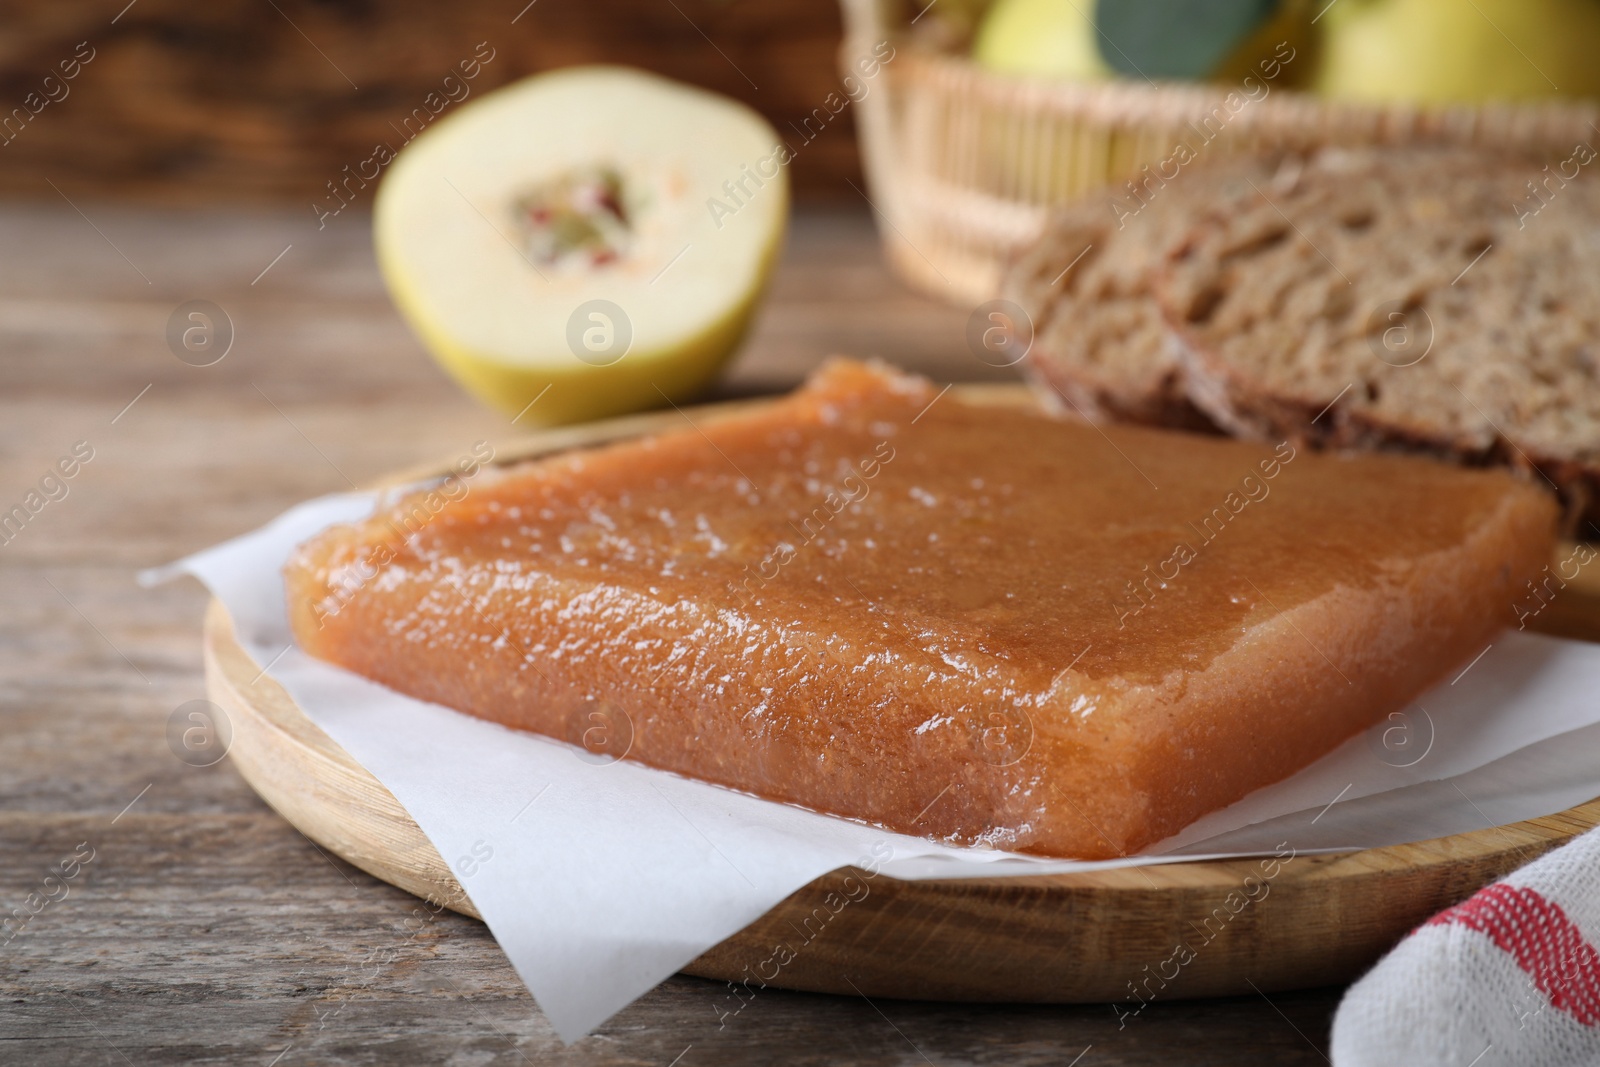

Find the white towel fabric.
[{"left": 1332, "top": 826, "right": 1600, "bottom": 1066}]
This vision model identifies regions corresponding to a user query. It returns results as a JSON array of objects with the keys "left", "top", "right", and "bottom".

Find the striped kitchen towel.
[{"left": 1332, "top": 826, "right": 1600, "bottom": 1066}]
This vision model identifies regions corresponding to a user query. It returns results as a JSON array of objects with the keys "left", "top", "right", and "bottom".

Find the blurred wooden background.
[{"left": 0, "top": 0, "right": 866, "bottom": 203}]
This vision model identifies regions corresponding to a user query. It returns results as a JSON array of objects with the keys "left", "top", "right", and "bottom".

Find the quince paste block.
[{"left": 285, "top": 360, "right": 1556, "bottom": 858}]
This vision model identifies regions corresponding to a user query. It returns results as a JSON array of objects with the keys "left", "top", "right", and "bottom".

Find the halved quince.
[{"left": 375, "top": 65, "right": 788, "bottom": 425}]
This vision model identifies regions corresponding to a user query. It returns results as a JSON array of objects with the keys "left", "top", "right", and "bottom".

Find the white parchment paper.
[{"left": 143, "top": 491, "right": 1600, "bottom": 1040}]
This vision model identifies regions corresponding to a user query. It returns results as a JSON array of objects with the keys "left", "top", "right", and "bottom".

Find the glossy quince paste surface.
[{"left": 285, "top": 360, "right": 1556, "bottom": 857}]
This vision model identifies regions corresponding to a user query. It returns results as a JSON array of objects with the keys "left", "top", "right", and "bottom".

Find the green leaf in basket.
[{"left": 1094, "top": 0, "right": 1282, "bottom": 80}]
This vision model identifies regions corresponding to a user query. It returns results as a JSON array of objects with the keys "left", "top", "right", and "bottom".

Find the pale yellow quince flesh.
[{"left": 375, "top": 66, "right": 788, "bottom": 426}]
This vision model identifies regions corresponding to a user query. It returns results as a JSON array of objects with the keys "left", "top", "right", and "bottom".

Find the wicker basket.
[{"left": 839, "top": 0, "right": 1600, "bottom": 306}]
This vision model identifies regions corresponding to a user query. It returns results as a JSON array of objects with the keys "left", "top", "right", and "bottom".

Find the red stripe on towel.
[{"left": 1426, "top": 883, "right": 1600, "bottom": 1026}]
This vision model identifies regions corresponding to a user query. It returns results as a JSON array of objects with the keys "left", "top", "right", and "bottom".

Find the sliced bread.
[
  {"left": 1003, "top": 160, "right": 1278, "bottom": 432},
  {"left": 1156, "top": 146, "right": 1600, "bottom": 520}
]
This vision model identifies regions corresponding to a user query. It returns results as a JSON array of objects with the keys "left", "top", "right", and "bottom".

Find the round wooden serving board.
[{"left": 205, "top": 385, "right": 1600, "bottom": 1003}]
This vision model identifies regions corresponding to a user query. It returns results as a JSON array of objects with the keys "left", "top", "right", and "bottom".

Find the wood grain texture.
[
  {"left": 11, "top": 201, "right": 1574, "bottom": 1063},
  {"left": 203, "top": 394, "right": 1600, "bottom": 1007},
  {"left": 0, "top": 0, "right": 865, "bottom": 204}
]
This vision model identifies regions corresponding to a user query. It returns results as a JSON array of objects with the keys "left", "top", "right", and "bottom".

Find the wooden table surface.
[{"left": 0, "top": 203, "right": 1340, "bottom": 1065}]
